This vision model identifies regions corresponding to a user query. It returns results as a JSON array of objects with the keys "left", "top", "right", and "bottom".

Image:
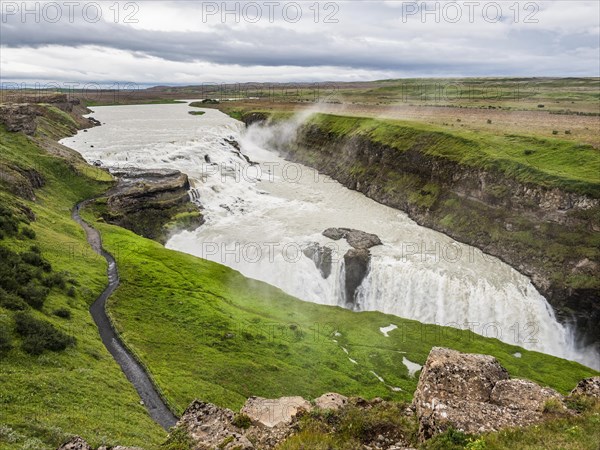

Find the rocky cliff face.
[
  {"left": 0, "top": 94, "right": 97, "bottom": 136},
  {"left": 323, "top": 227, "right": 383, "bottom": 306},
  {"left": 0, "top": 103, "right": 40, "bottom": 134},
  {"left": 99, "top": 168, "right": 204, "bottom": 244},
  {"left": 0, "top": 95, "right": 96, "bottom": 216},
  {"left": 253, "top": 118, "right": 599, "bottom": 350}
]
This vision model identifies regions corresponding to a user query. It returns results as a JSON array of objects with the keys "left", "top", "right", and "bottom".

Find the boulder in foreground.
[
  {"left": 241, "top": 395, "right": 312, "bottom": 428},
  {"left": 412, "top": 347, "right": 566, "bottom": 440}
]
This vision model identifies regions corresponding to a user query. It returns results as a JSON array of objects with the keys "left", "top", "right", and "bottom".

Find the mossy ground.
[
  {"left": 279, "top": 398, "right": 600, "bottom": 450},
  {"left": 0, "top": 125, "right": 166, "bottom": 449}
]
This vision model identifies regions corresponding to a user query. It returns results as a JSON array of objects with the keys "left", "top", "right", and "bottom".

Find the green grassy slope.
[
  {"left": 0, "top": 125, "right": 166, "bottom": 449},
  {"left": 79, "top": 210, "right": 598, "bottom": 416}
]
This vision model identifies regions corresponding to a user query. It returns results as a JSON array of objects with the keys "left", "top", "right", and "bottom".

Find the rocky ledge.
[
  {"left": 0, "top": 103, "right": 41, "bottom": 135},
  {"left": 57, "top": 347, "right": 600, "bottom": 450},
  {"left": 0, "top": 94, "right": 97, "bottom": 135},
  {"left": 99, "top": 168, "right": 204, "bottom": 243}
]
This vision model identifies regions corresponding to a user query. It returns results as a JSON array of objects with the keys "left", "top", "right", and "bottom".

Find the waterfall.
[{"left": 61, "top": 102, "right": 600, "bottom": 370}]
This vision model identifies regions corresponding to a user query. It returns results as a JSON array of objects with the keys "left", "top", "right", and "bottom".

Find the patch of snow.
[
  {"left": 348, "top": 358, "right": 358, "bottom": 364},
  {"left": 379, "top": 324, "right": 397, "bottom": 337},
  {"left": 402, "top": 357, "right": 422, "bottom": 377},
  {"left": 370, "top": 371, "right": 385, "bottom": 383},
  {"left": 513, "top": 352, "right": 522, "bottom": 358}
]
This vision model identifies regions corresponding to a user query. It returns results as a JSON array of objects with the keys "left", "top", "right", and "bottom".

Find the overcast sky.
[{"left": 1, "top": 1, "right": 599, "bottom": 85}]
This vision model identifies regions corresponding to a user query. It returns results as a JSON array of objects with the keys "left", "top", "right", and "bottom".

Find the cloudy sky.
[{"left": 1, "top": 1, "right": 599, "bottom": 86}]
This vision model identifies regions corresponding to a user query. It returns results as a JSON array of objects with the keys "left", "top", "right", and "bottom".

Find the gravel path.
[{"left": 73, "top": 201, "right": 178, "bottom": 430}]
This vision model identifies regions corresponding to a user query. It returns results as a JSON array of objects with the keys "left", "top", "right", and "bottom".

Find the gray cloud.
[{"left": 0, "top": 1, "right": 598, "bottom": 83}]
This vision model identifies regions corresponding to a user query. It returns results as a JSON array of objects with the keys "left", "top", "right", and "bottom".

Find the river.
[{"left": 60, "top": 102, "right": 599, "bottom": 370}]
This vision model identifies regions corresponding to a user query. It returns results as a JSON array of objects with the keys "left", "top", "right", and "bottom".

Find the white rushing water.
[{"left": 61, "top": 102, "right": 599, "bottom": 370}]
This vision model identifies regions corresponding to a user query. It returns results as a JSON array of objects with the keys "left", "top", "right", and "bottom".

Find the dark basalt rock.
[
  {"left": 323, "top": 227, "right": 345, "bottom": 241},
  {"left": 225, "top": 137, "right": 241, "bottom": 151},
  {"left": 0, "top": 104, "right": 40, "bottom": 135},
  {"left": 303, "top": 243, "right": 333, "bottom": 278},
  {"left": 87, "top": 116, "right": 101, "bottom": 127},
  {"left": 343, "top": 248, "right": 370, "bottom": 306},
  {"left": 322, "top": 228, "right": 381, "bottom": 304},
  {"left": 102, "top": 168, "right": 204, "bottom": 243}
]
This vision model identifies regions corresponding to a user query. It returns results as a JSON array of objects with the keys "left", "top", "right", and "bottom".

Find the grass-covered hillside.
[{"left": 0, "top": 123, "right": 167, "bottom": 448}]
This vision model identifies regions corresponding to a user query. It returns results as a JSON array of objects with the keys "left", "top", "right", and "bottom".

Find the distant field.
[
  {"left": 2, "top": 78, "right": 598, "bottom": 146},
  {"left": 213, "top": 100, "right": 600, "bottom": 149},
  {"left": 306, "top": 113, "right": 600, "bottom": 197}
]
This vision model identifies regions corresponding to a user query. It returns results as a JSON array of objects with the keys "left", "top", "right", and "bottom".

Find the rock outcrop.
[
  {"left": 0, "top": 103, "right": 40, "bottom": 134},
  {"left": 570, "top": 376, "right": 600, "bottom": 398},
  {"left": 323, "top": 227, "right": 382, "bottom": 249},
  {"left": 314, "top": 392, "right": 348, "bottom": 410},
  {"left": 174, "top": 397, "right": 309, "bottom": 450},
  {"left": 343, "top": 248, "right": 371, "bottom": 306},
  {"left": 302, "top": 242, "right": 333, "bottom": 278},
  {"left": 176, "top": 400, "right": 253, "bottom": 450},
  {"left": 57, "top": 363, "right": 599, "bottom": 449},
  {"left": 412, "top": 347, "right": 565, "bottom": 440},
  {"left": 101, "top": 168, "right": 204, "bottom": 243},
  {"left": 241, "top": 396, "right": 311, "bottom": 428},
  {"left": 0, "top": 94, "right": 96, "bottom": 136},
  {"left": 57, "top": 437, "right": 91, "bottom": 450}
]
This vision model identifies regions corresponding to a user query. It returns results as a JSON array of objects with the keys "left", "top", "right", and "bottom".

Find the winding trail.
[{"left": 73, "top": 200, "right": 178, "bottom": 430}]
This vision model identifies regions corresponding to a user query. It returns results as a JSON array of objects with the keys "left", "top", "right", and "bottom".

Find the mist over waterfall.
[{"left": 62, "top": 102, "right": 599, "bottom": 370}]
